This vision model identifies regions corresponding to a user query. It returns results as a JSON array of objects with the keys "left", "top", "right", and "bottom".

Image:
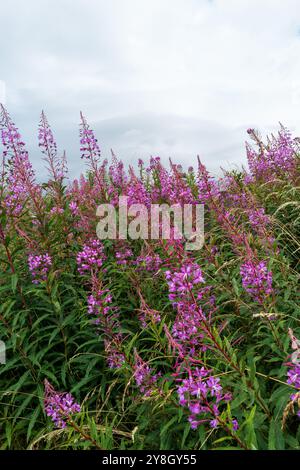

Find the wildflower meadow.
[{"left": 0, "top": 104, "right": 299, "bottom": 450}]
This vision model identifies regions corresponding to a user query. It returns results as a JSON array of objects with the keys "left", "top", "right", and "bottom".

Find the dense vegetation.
[{"left": 0, "top": 105, "right": 299, "bottom": 450}]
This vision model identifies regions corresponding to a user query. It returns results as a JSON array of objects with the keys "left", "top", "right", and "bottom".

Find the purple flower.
[
  {"left": 126, "top": 177, "right": 151, "bottom": 206},
  {"left": 248, "top": 207, "right": 270, "bottom": 230},
  {"left": 69, "top": 201, "right": 79, "bottom": 216},
  {"left": 165, "top": 261, "right": 205, "bottom": 307},
  {"left": 134, "top": 253, "right": 162, "bottom": 273},
  {"left": 38, "top": 111, "right": 66, "bottom": 181},
  {"left": 87, "top": 288, "right": 125, "bottom": 369},
  {"left": 50, "top": 206, "right": 64, "bottom": 215},
  {"left": 116, "top": 248, "right": 133, "bottom": 265},
  {"left": 104, "top": 339, "right": 125, "bottom": 369},
  {"left": 1, "top": 105, "right": 43, "bottom": 215},
  {"left": 77, "top": 239, "right": 105, "bottom": 275},
  {"left": 197, "top": 159, "right": 220, "bottom": 202},
  {"left": 210, "top": 419, "right": 219, "bottom": 428},
  {"left": 28, "top": 253, "right": 52, "bottom": 284},
  {"left": 232, "top": 419, "right": 239, "bottom": 431},
  {"left": 79, "top": 113, "right": 101, "bottom": 163},
  {"left": 246, "top": 125, "right": 297, "bottom": 181},
  {"left": 283, "top": 330, "right": 300, "bottom": 420},
  {"left": 189, "top": 402, "right": 201, "bottom": 414},
  {"left": 206, "top": 377, "right": 222, "bottom": 397},
  {"left": 44, "top": 380, "right": 81, "bottom": 429},
  {"left": 133, "top": 349, "right": 159, "bottom": 396},
  {"left": 240, "top": 259, "right": 273, "bottom": 303},
  {"left": 287, "top": 365, "right": 300, "bottom": 389},
  {"left": 188, "top": 416, "right": 200, "bottom": 430},
  {"left": 177, "top": 367, "right": 232, "bottom": 430}
]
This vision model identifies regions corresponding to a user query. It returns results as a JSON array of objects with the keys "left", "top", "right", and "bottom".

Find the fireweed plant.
[{"left": 0, "top": 105, "right": 299, "bottom": 450}]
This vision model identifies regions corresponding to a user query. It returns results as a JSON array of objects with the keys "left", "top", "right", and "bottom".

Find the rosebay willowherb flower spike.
[
  {"left": 246, "top": 125, "right": 298, "bottom": 181},
  {"left": 286, "top": 329, "right": 300, "bottom": 391},
  {"left": 133, "top": 349, "right": 160, "bottom": 396},
  {"left": 44, "top": 379, "right": 81, "bottom": 429},
  {"left": 240, "top": 259, "right": 273, "bottom": 303},
  {"left": 0, "top": 104, "right": 30, "bottom": 165},
  {"left": 79, "top": 112, "right": 101, "bottom": 164},
  {"left": 134, "top": 253, "right": 162, "bottom": 273},
  {"left": 0, "top": 104, "right": 44, "bottom": 216},
  {"left": 115, "top": 246, "right": 134, "bottom": 266},
  {"left": 176, "top": 366, "right": 235, "bottom": 431},
  {"left": 38, "top": 111, "right": 67, "bottom": 182},
  {"left": 28, "top": 252, "right": 52, "bottom": 284},
  {"left": 87, "top": 288, "right": 125, "bottom": 368},
  {"left": 282, "top": 330, "right": 300, "bottom": 427},
  {"left": 79, "top": 112, "right": 107, "bottom": 196},
  {"left": 104, "top": 338, "right": 125, "bottom": 369},
  {"left": 165, "top": 261, "right": 212, "bottom": 356},
  {"left": 76, "top": 238, "right": 106, "bottom": 275},
  {"left": 197, "top": 157, "right": 220, "bottom": 203},
  {"left": 165, "top": 261, "right": 205, "bottom": 307}
]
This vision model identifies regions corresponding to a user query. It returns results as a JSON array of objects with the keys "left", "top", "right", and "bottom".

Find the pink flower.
[
  {"left": 28, "top": 253, "right": 52, "bottom": 284},
  {"left": 44, "top": 380, "right": 81, "bottom": 429},
  {"left": 240, "top": 259, "right": 273, "bottom": 303},
  {"left": 76, "top": 239, "right": 105, "bottom": 275}
]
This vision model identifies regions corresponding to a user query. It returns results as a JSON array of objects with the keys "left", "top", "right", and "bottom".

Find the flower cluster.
[
  {"left": 87, "top": 289, "right": 114, "bottom": 320},
  {"left": 1, "top": 105, "right": 42, "bottom": 214},
  {"left": 165, "top": 261, "right": 237, "bottom": 430},
  {"left": 134, "top": 253, "right": 162, "bottom": 273},
  {"left": 286, "top": 329, "right": 300, "bottom": 391},
  {"left": 138, "top": 307, "right": 161, "bottom": 328},
  {"left": 50, "top": 206, "right": 64, "bottom": 215},
  {"left": 87, "top": 288, "right": 125, "bottom": 369},
  {"left": 38, "top": 111, "right": 66, "bottom": 182},
  {"left": 28, "top": 253, "right": 52, "bottom": 284},
  {"left": 240, "top": 259, "right": 273, "bottom": 303},
  {"left": 104, "top": 339, "right": 125, "bottom": 369},
  {"left": 44, "top": 380, "right": 81, "bottom": 429},
  {"left": 76, "top": 239, "right": 106, "bottom": 275},
  {"left": 38, "top": 114, "right": 56, "bottom": 153},
  {"left": 246, "top": 126, "right": 297, "bottom": 181},
  {"left": 248, "top": 207, "right": 271, "bottom": 230},
  {"left": 172, "top": 303, "right": 206, "bottom": 355},
  {"left": 287, "top": 365, "right": 300, "bottom": 391},
  {"left": 116, "top": 248, "right": 133, "bottom": 265},
  {"left": 109, "top": 153, "right": 127, "bottom": 189},
  {"left": 282, "top": 330, "right": 300, "bottom": 425},
  {"left": 197, "top": 158, "right": 220, "bottom": 203},
  {"left": 79, "top": 113, "right": 101, "bottom": 163},
  {"left": 3, "top": 187, "right": 24, "bottom": 216},
  {"left": 177, "top": 367, "right": 236, "bottom": 430},
  {"left": 1, "top": 107, "right": 29, "bottom": 162},
  {"left": 126, "top": 176, "right": 151, "bottom": 206},
  {"left": 69, "top": 200, "right": 79, "bottom": 216},
  {"left": 168, "top": 163, "right": 194, "bottom": 204},
  {"left": 133, "top": 349, "right": 160, "bottom": 396},
  {"left": 165, "top": 261, "right": 205, "bottom": 307},
  {"left": 165, "top": 262, "right": 211, "bottom": 355}
]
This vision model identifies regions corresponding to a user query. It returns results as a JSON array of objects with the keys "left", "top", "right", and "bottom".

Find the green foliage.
[{"left": 0, "top": 159, "right": 299, "bottom": 450}]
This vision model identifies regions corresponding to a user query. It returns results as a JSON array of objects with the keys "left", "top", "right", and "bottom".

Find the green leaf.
[{"left": 11, "top": 274, "right": 18, "bottom": 294}]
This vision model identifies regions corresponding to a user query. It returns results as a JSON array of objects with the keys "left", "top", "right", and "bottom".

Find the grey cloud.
[
  {"left": 11, "top": 109, "right": 248, "bottom": 180},
  {"left": 1, "top": 0, "right": 300, "bottom": 181}
]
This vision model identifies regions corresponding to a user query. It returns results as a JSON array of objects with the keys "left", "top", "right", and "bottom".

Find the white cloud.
[{"left": 1, "top": 0, "right": 300, "bottom": 177}]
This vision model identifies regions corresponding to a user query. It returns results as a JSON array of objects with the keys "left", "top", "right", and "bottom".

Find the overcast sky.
[{"left": 1, "top": 0, "right": 300, "bottom": 179}]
